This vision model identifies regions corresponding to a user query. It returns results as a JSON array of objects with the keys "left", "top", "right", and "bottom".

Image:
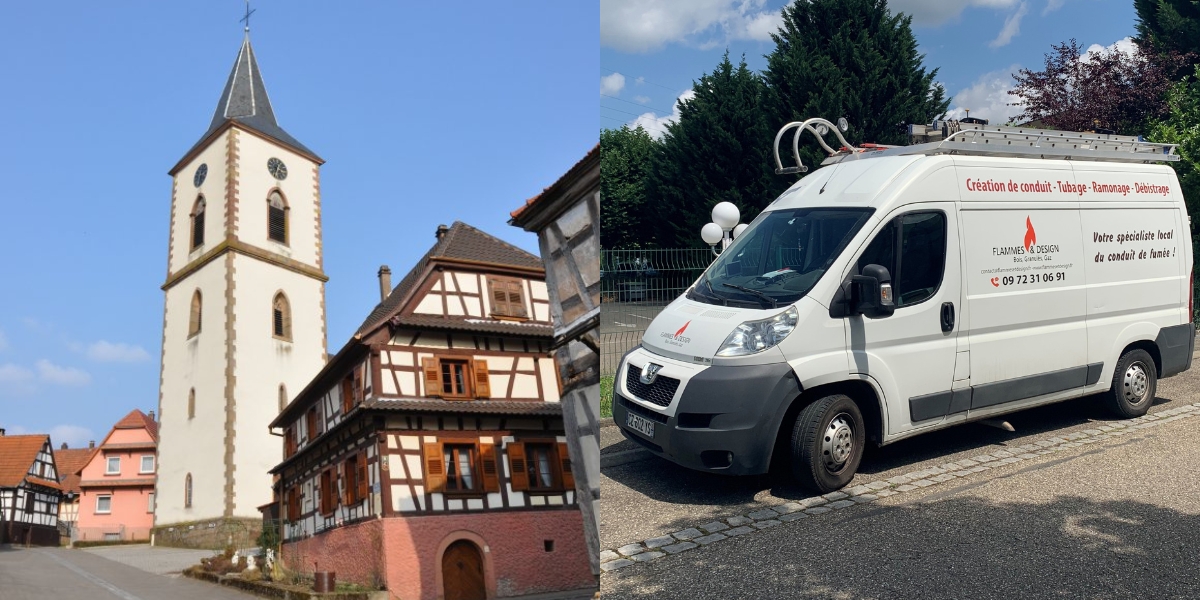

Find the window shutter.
[
  {"left": 472, "top": 360, "right": 491, "bottom": 399},
  {"left": 274, "top": 308, "right": 284, "bottom": 337},
  {"left": 269, "top": 206, "right": 287, "bottom": 243},
  {"left": 558, "top": 442, "right": 575, "bottom": 490},
  {"left": 421, "top": 358, "right": 440, "bottom": 397},
  {"left": 491, "top": 281, "right": 508, "bottom": 315},
  {"left": 342, "top": 377, "right": 354, "bottom": 413},
  {"left": 423, "top": 443, "right": 445, "bottom": 493},
  {"left": 356, "top": 451, "right": 369, "bottom": 501},
  {"left": 508, "top": 281, "right": 528, "bottom": 317},
  {"left": 480, "top": 443, "right": 500, "bottom": 493},
  {"left": 342, "top": 458, "right": 354, "bottom": 506},
  {"left": 507, "top": 442, "right": 529, "bottom": 491}
]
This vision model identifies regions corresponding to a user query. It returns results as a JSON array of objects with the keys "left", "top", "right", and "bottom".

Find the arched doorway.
[{"left": 442, "top": 539, "right": 486, "bottom": 600}]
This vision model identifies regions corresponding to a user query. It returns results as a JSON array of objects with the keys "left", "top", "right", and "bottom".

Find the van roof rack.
[{"left": 773, "top": 118, "right": 1179, "bottom": 174}]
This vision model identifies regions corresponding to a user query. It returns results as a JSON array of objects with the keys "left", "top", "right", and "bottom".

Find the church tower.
[{"left": 154, "top": 32, "right": 327, "bottom": 539}]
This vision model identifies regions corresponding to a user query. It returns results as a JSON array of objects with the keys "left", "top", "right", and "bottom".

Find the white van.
[{"left": 614, "top": 118, "right": 1195, "bottom": 492}]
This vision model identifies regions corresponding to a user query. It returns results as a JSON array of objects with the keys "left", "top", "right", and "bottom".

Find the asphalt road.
[
  {"left": 0, "top": 545, "right": 251, "bottom": 599},
  {"left": 601, "top": 361, "right": 1200, "bottom": 598}
]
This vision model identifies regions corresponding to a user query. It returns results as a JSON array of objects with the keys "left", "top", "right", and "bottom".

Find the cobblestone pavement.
[
  {"left": 83, "top": 543, "right": 219, "bottom": 575},
  {"left": 601, "top": 363, "right": 1200, "bottom": 597},
  {"left": 0, "top": 545, "right": 251, "bottom": 599}
]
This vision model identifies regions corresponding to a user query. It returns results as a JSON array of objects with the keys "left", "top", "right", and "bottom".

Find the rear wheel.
[
  {"left": 790, "top": 394, "right": 865, "bottom": 493},
  {"left": 1104, "top": 349, "right": 1157, "bottom": 418}
]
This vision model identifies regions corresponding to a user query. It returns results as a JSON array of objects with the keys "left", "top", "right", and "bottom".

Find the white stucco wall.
[
  {"left": 155, "top": 258, "right": 229, "bottom": 525},
  {"left": 235, "top": 132, "right": 320, "bottom": 267},
  {"left": 169, "top": 132, "right": 230, "bottom": 274}
]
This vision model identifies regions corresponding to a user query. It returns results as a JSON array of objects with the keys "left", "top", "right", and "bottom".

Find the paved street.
[
  {"left": 0, "top": 545, "right": 250, "bottom": 599},
  {"left": 601, "top": 361, "right": 1200, "bottom": 598}
]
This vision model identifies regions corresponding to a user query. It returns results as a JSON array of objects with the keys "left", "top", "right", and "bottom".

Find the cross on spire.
[{"left": 240, "top": 0, "right": 256, "bottom": 33}]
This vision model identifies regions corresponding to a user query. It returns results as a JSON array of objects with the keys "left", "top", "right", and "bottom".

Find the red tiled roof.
[
  {"left": 0, "top": 435, "right": 50, "bottom": 488},
  {"left": 112, "top": 409, "right": 159, "bottom": 441},
  {"left": 510, "top": 144, "right": 599, "bottom": 220},
  {"left": 388, "top": 314, "right": 553, "bottom": 338},
  {"left": 79, "top": 478, "right": 156, "bottom": 488},
  {"left": 53, "top": 447, "right": 96, "bottom": 494}
]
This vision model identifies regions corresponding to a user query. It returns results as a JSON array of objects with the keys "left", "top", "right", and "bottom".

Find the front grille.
[
  {"left": 617, "top": 395, "right": 668, "bottom": 424},
  {"left": 626, "top": 364, "right": 681, "bottom": 408}
]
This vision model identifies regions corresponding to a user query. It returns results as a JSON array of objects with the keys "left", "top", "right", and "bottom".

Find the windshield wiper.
[
  {"left": 722, "top": 283, "right": 777, "bottom": 308},
  {"left": 703, "top": 277, "right": 728, "bottom": 306}
]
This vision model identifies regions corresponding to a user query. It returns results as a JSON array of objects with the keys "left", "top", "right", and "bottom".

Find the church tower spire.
[{"left": 155, "top": 29, "right": 328, "bottom": 544}]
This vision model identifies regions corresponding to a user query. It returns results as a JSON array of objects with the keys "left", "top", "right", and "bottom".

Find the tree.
[
  {"left": 1136, "top": 0, "right": 1200, "bottom": 59},
  {"left": 599, "top": 125, "right": 657, "bottom": 249},
  {"left": 1148, "top": 67, "right": 1200, "bottom": 269},
  {"left": 763, "top": 0, "right": 949, "bottom": 175},
  {"left": 648, "top": 53, "right": 788, "bottom": 248},
  {"left": 1009, "top": 39, "right": 1177, "bottom": 136}
]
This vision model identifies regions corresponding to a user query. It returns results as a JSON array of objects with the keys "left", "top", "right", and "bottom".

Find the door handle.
[{"left": 940, "top": 302, "right": 955, "bottom": 332}]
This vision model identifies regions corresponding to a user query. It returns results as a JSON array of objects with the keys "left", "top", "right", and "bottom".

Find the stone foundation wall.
[{"left": 152, "top": 517, "right": 262, "bottom": 549}]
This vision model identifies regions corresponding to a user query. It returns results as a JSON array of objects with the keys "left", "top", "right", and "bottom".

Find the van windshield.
[{"left": 690, "top": 208, "right": 874, "bottom": 308}]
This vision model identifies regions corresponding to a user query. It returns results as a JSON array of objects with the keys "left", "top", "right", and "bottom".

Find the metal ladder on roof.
[{"left": 773, "top": 118, "right": 1180, "bottom": 175}]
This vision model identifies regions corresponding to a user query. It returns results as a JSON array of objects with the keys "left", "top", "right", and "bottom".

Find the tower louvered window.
[
  {"left": 191, "top": 196, "right": 206, "bottom": 249},
  {"left": 268, "top": 192, "right": 288, "bottom": 244},
  {"left": 273, "top": 293, "right": 292, "bottom": 341}
]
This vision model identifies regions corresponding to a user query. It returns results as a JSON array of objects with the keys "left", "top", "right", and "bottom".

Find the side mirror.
[{"left": 848, "top": 264, "right": 895, "bottom": 318}]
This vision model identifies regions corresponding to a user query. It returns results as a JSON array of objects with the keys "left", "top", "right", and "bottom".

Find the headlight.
[{"left": 716, "top": 306, "right": 799, "bottom": 357}]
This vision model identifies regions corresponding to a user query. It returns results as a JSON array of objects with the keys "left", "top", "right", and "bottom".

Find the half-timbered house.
[
  {"left": 269, "top": 222, "right": 595, "bottom": 600},
  {"left": 52, "top": 442, "right": 96, "bottom": 539},
  {"left": 0, "top": 433, "right": 63, "bottom": 546}
]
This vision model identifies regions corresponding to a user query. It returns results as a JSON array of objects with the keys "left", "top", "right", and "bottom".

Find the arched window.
[
  {"left": 278, "top": 384, "right": 288, "bottom": 412},
  {"left": 184, "top": 473, "right": 193, "bottom": 508},
  {"left": 267, "top": 191, "right": 288, "bottom": 244},
  {"left": 189, "top": 290, "right": 202, "bottom": 337},
  {"left": 272, "top": 292, "right": 292, "bottom": 340},
  {"left": 190, "top": 196, "right": 206, "bottom": 249},
  {"left": 187, "top": 388, "right": 196, "bottom": 419}
]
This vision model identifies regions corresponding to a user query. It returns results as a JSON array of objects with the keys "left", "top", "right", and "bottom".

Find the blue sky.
[
  {"left": 0, "top": 1, "right": 597, "bottom": 448},
  {"left": 601, "top": 0, "right": 1139, "bottom": 135}
]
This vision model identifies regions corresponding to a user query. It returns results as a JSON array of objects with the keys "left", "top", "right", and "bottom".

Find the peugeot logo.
[{"left": 640, "top": 363, "right": 663, "bottom": 385}]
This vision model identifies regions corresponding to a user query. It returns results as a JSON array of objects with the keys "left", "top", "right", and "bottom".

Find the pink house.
[{"left": 75, "top": 410, "right": 158, "bottom": 543}]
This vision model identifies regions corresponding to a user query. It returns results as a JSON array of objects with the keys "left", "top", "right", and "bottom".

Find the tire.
[
  {"left": 790, "top": 394, "right": 865, "bottom": 493},
  {"left": 1104, "top": 349, "right": 1157, "bottom": 418}
]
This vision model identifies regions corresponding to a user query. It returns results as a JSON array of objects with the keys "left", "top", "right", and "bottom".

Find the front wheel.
[
  {"left": 1104, "top": 349, "right": 1157, "bottom": 418},
  {"left": 790, "top": 394, "right": 865, "bottom": 493}
]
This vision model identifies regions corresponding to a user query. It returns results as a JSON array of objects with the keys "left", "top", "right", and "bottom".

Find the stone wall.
[
  {"left": 281, "top": 519, "right": 386, "bottom": 589},
  {"left": 152, "top": 516, "right": 262, "bottom": 550}
]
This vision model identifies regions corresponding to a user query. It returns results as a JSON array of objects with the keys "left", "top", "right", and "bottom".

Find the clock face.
[
  {"left": 267, "top": 157, "right": 288, "bottom": 181},
  {"left": 193, "top": 164, "right": 208, "bottom": 187}
]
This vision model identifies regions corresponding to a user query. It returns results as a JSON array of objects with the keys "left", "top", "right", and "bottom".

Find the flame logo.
[
  {"left": 674, "top": 321, "right": 691, "bottom": 338},
  {"left": 1024, "top": 216, "right": 1036, "bottom": 251}
]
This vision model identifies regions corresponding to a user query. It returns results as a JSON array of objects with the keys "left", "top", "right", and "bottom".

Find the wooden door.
[{"left": 442, "top": 540, "right": 486, "bottom": 600}]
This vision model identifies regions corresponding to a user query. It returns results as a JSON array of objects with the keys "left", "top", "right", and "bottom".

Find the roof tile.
[{"left": 0, "top": 435, "right": 50, "bottom": 488}]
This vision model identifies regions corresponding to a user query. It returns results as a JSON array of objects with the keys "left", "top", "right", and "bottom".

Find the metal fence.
[{"left": 601, "top": 249, "right": 715, "bottom": 375}]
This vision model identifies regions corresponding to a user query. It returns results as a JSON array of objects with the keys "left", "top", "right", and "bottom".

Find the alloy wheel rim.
[{"left": 822, "top": 413, "right": 854, "bottom": 470}]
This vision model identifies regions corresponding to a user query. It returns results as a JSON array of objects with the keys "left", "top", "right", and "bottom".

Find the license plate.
[{"left": 626, "top": 412, "right": 655, "bottom": 438}]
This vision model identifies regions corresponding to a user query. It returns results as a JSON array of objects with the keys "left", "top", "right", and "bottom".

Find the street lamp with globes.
[{"left": 702, "top": 201, "right": 745, "bottom": 255}]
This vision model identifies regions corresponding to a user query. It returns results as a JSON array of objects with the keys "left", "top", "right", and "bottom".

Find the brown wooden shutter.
[
  {"left": 342, "top": 376, "right": 354, "bottom": 413},
  {"left": 421, "top": 358, "right": 440, "bottom": 397},
  {"left": 507, "top": 442, "right": 529, "bottom": 491},
  {"left": 472, "top": 360, "right": 491, "bottom": 399},
  {"left": 489, "top": 279, "right": 507, "bottom": 315},
  {"left": 558, "top": 442, "right": 575, "bottom": 490},
  {"left": 341, "top": 457, "right": 354, "bottom": 506},
  {"left": 480, "top": 443, "right": 500, "bottom": 493},
  {"left": 356, "top": 451, "right": 369, "bottom": 501},
  {"left": 423, "top": 443, "right": 445, "bottom": 492},
  {"left": 509, "top": 281, "right": 528, "bottom": 317}
]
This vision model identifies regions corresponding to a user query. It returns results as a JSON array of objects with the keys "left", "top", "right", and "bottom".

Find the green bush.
[{"left": 601, "top": 375, "right": 614, "bottom": 419}]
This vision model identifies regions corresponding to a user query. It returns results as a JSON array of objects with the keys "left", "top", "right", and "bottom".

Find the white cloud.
[
  {"left": 48, "top": 425, "right": 94, "bottom": 449},
  {"left": 889, "top": 0, "right": 1020, "bottom": 27},
  {"left": 1084, "top": 36, "right": 1136, "bottom": 60},
  {"left": 1043, "top": 0, "right": 1067, "bottom": 15},
  {"left": 81, "top": 341, "right": 151, "bottom": 364},
  {"left": 601, "top": 72, "right": 627, "bottom": 96},
  {"left": 634, "top": 95, "right": 651, "bottom": 104},
  {"left": 989, "top": 2, "right": 1028, "bottom": 48},
  {"left": 944, "top": 64, "right": 1024, "bottom": 124},
  {"left": 0, "top": 364, "right": 33, "bottom": 384},
  {"left": 635, "top": 76, "right": 646, "bottom": 85},
  {"left": 601, "top": 0, "right": 784, "bottom": 53},
  {"left": 35, "top": 360, "right": 90, "bottom": 386},
  {"left": 628, "top": 89, "right": 696, "bottom": 139}
]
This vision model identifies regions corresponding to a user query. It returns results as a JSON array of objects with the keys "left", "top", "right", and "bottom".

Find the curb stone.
[{"left": 599, "top": 405, "right": 1200, "bottom": 571}]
